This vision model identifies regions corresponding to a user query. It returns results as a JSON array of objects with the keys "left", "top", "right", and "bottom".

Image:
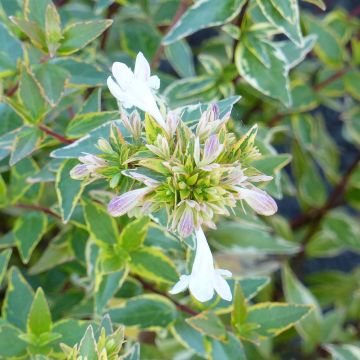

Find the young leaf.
[
  {"left": 231, "top": 282, "right": 247, "bottom": 329},
  {"left": 109, "top": 294, "right": 177, "bottom": 328},
  {"left": 27, "top": 288, "right": 52, "bottom": 336},
  {"left": 10, "top": 17, "right": 46, "bottom": 50},
  {"left": 2, "top": 266, "right": 34, "bottom": 331},
  {"left": 14, "top": 211, "right": 48, "bottom": 263},
  {"left": 58, "top": 20, "right": 113, "bottom": 55},
  {"left": 163, "top": 0, "right": 247, "bottom": 45},
  {"left": 209, "top": 333, "right": 247, "bottom": 360},
  {"left": 56, "top": 159, "right": 85, "bottom": 223},
  {"left": 24, "top": 0, "right": 52, "bottom": 29},
  {"left": 78, "top": 326, "right": 97, "bottom": 360},
  {"left": 83, "top": 198, "right": 118, "bottom": 246},
  {"left": 45, "top": 3, "right": 62, "bottom": 57}
]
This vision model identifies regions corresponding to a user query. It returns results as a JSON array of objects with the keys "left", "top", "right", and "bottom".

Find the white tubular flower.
[
  {"left": 107, "top": 52, "right": 166, "bottom": 130},
  {"left": 238, "top": 186, "right": 278, "bottom": 216},
  {"left": 107, "top": 187, "right": 152, "bottom": 217},
  {"left": 170, "top": 227, "right": 232, "bottom": 302},
  {"left": 200, "top": 134, "right": 224, "bottom": 166}
]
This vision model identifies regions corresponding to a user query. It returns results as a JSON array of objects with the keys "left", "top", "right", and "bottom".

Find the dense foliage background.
[{"left": 0, "top": 0, "right": 359, "bottom": 359}]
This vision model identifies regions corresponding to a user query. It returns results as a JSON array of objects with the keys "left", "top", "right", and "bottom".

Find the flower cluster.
[{"left": 70, "top": 52, "right": 277, "bottom": 303}]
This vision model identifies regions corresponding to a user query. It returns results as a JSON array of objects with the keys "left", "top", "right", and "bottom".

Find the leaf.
[
  {"left": 34, "top": 63, "right": 70, "bottom": 106},
  {"left": 122, "top": 342, "right": 140, "bottom": 360},
  {"left": 27, "top": 288, "right": 52, "bottom": 336},
  {"left": 58, "top": 20, "right": 112, "bottom": 55},
  {"left": 186, "top": 311, "right": 227, "bottom": 341},
  {"left": 119, "top": 217, "right": 150, "bottom": 252},
  {"left": 163, "top": 0, "right": 247, "bottom": 45},
  {"left": 282, "top": 265, "right": 323, "bottom": 348},
  {"left": 165, "top": 39, "right": 195, "bottom": 78},
  {"left": 94, "top": 267, "right": 128, "bottom": 315},
  {"left": 18, "top": 65, "right": 49, "bottom": 123},
  {"left": 256, "top": 0, "right": 303, "bottom": 46},
  {"left": 45, "top": 3, "right": 62, "bottom": 57},
  {"left": 109, "top": 294, "right": 177, "bottom": 328},
  {"left": 0, "top": 324, "right": 28, "bottom": 358},
  {"left": 66, "top": 111, "right": 119, "bottom": 138},
  {"left": 0, "top": 22, "right": 23, "bottom": 78},
  {"left": 246, "top": 302, "right": 312, "bottom": 338},
  {"left": 129, "top": 247, "right": 178, "bottom": 284},
  {"left": 209, "top": 333, "right": 247, "bottom": 360},
  {"left": 56, "top": 159, "right": 85, "bottom": 223},
  {"left": 9, "top": 127, "right": 42, "bottom": 166},
  {"left": 231, "top": 282, "right": 247, "bottom": 328},
  {"left": 344, "top": 70, "right": 360, "bottom": 101},
  {"left": 208, "top": 221, "right": 300, "bottom": 255},
  {"left": 14, "top": 212, "right": 48, "bottom": 263},
  {"left": 302, "top": 0, "right": 326, "bottom": 10},
  {"left": 78, "top": 326, "right": 97, "bottom": 360},
  {"left": 235, "top": 40, "right": 291, "bottom": 106},
  {"left": 324, "top": 344, "right": 360, "bottom": 360},
  {"left": 10, "top": 17, "right": 46, "bottom": 50},
  {"left": 171, "top": 316, "right": 207, "bottom": 357},
  {"left": 24, "top": 0, "right": 52, "bottom": 29},
  {"left": 2, "top": 266, "right": 34, "bottom": 331},
  {"left": 164, "top": 76, "right": 217, "bottom": 108},
  {"left": 0, "top": 249, "right": 11, "bottom": 285},
  {"left": 83, "top": 198, "right": 118, "bottom": 246},
  {"left": 304, "top": 15, "right": 344, "bottom": 68}
]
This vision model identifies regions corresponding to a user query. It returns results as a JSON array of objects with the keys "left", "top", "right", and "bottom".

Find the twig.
[
  {"left": 14, "top": 204, "right": 61, "bottom": 219},
  {"left": 290, "top": 152, "right": 360, "bottom": 230},
  {"left": 151, "top": 0, "right": 191, "bottom": 69},
  {"left": 38, "top": 124, "right": 74, "bottom": 144},
  {"left": 136, "top": 276, "right": 199, "bottom": 316},
  {"left": 100, "top": 3, "right": 121, "bottom": 50}
]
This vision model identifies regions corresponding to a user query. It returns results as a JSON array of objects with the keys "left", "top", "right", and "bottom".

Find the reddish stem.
[{"left": 38, "top": 124, "right": 74, "bottom": 144}]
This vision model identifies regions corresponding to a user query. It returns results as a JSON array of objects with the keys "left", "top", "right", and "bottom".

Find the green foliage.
[{"left": 0, "top": 0, "right": 359, "bottom": 359}]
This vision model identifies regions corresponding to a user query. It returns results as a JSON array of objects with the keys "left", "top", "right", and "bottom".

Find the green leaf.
[
  {"left": 14, "top": 212, "right": 48, "bottom": 263},
  {"left": 0, "top": 323, "right": 28, "bottom": 358},
  {"left": 231, "top": 282, "right": 247, "bottom": 329},
  {"left": 164, "top": 76, "right": 217, "bottom": 108},
  {"left": 0, "top": 249, "right": 11, "bottom": 285},
  {"left": 165, "top": 39, "right": 195, "bottom": 78},
  {"left": 163, "top": 0, "right": 247, "bottom": 45},
  {"left": 58, "top": 20, "right": 112, "bottom": 55},
  {"left": 256, "top": 0, "right": 303, "bottom": 45},
  {"left": 27, "top": 288, "right": 52, "bottom": 336},
  {"left": 52, "top": 58, "right": 106, "bottom": 87},
  {"left": 282, "top": 265, "right": 323, "bottom": 349},
  {"left": 304, "top": 15, "right": 344, "bottom": 68},
  {"left": 24, "top": 0, "right": 52, "bottom": 29},
  {"left": 2, "top": 266, "right": 34, "bottom": 331},
  {"left": 235, "top": 40, "right": 291, "bottom": 106},
  {"left": 45, "top": 3, "right": 62, "bottom": 57},
  {"left": 324, "top": 344, "right": 360, "bottom": 360},
  {"left": 83, "top": 198, "right": 118, "bottom": 246},
  {"left": 18, "top": 65, "right": 49, "bottom": 123},
  {"left": 10, "top": 17, "right": 46, "bottom": 50},
  {"left": 208, "top": 221, "right": 300, "bottom": 255},
  {"left": 109, "top": 294, "right": 177, "bottom": 328},
  {"left": 344, "top": 70, "right": 360, "bottom": 101},
  {"left": 56, "top": 159, "right": 85, "bottom": 223},
  {"left": 246, "top": 302, "right": 312, "bottom": 338},
  {"left": 0, "top": 22, "right": 23, "bottom": 78},
  {"left": 0, "top": 175, "right": 7, "bottom": 208},
  {"left": 186, "top": 311, "right": 227, "bottom": 341},
  {"left": 122, "top": 343, "right": 140, "bottom": 360},
  {"left": 9, "top": 127, "right": 42, "bottom": 166},
  {"left": 301, "top": 0, "right": 326, "bottom": 10},
  {"left": 171, "top": 316, "right": 207, "bottom": 357},
  {"left": 129, "top": 247, "right": 178, "bottom": 284},
  {"left": 66, "top": 111, "right": 119, "bottom": 138},
  {"left": 119, "top": 217, "right": 150, "bottom": 252},
  {"left": 94, "top": 267, "right": 128, "bottom": 315},
  {"left": 34, "top": 63, "right": 70, "bottom": 106},
  {"left": 209, "top": 333, "right": 247, "bottom": 360}
]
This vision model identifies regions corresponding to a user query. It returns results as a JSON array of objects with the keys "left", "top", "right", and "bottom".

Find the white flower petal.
[
  {"left": 189, "top": 273, "right": 214, "bottom": 302},
  {"left": 134, "top": 52, "right": 150, "bottom": 82},
  {"left": 169, "top": 275, "right": 190, "bottom": 294},
  {"left": 70, "top": 164, "right": 89, "bottom": 180},
  {"left": 148, "top": 75, "right": 160, "bottom": 90},
  {"left": 112, "top": 62, "right": 134, "bottom": 89},
  {"left": 213, "top": 272, "right": 232, "bottom": 301},
  {"left": 107, "top": 77, "right": 125, "bottom": 102}
]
